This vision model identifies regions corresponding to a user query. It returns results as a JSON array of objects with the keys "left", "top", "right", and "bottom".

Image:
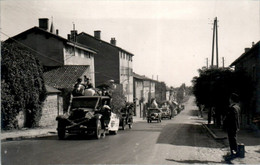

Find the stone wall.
[{"left": 39, "top": 94, "right": 63, "bottom": 127}]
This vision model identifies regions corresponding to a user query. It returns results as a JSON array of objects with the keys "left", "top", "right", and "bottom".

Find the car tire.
[
  {"left": 58, "top": 128, "right": 66, "bottom": 140},
  {"left": 95, "top": 120, "right": 102, "bottom": 139}
]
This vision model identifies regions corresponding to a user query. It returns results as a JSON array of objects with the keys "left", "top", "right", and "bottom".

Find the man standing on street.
[{"left": 224, "top": 93, "right": 240, "bottom": 159}]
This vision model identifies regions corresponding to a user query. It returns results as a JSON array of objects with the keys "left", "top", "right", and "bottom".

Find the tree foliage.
[
  {"left": 192, "top": 67, "right": 253, "bottom": 111},
  {"left": 176, "top": 83, "right": 186, "bottom": 104},
  {"left": 1, "top": 42, "right": 47, "bottom": 130}
]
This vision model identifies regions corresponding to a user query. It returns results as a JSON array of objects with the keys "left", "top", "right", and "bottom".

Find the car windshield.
[{"left": 71, "top": 97, "right": 99, "bottom": 109}]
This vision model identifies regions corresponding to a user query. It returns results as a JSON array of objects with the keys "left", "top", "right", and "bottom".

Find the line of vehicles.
[
  {"left": 55, "top": 95, "right": 184, "bottom": 140},
  {"left": 146, "top": 103, "right": 185, "bottom": 123},
  {"left": 56, "top": 96, "right": 133, "bottom": 140}
]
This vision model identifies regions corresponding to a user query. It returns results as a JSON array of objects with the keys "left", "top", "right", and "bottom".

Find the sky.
[{"left": 1, "top": 0, "right": 260, "bottom": 87}]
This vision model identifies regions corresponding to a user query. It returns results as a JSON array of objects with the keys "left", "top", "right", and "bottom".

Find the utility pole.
[
  {"left": 222, "top": 57, "right": 225, "bottom": 68},
  {"left": 73, "top": 22, "right": 76, "bottom": 56},
  {"left": 206, "top": 58, "right": 209, "bottom": 68},
  {"left": 211, "top": 17, "right": 219, "bottom": 68},
  {"left": 216, "top": 18, "right": 219, "bottom": 68}
]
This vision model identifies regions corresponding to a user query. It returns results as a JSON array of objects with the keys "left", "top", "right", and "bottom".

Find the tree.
[
  {"left": 1, "top": 42, "right": 46, "bottom": 129},
  {"left": 176, "top": 83, "right": 186, "bottom": 104},
  {"left": 192, "top": 67, "right": 253, "bottom": 125}
]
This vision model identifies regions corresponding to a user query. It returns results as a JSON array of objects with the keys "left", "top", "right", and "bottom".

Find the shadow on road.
[
  {"left": 166, "top": 158, "right": 225, "bottom": 164},
  {"left": 156, "top": 123, "right": 222, "bottom": 148}
]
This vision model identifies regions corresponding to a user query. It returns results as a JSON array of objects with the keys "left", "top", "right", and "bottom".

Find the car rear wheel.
[{"left": 95, "top": 120, "right": 102, "bottom": 139}]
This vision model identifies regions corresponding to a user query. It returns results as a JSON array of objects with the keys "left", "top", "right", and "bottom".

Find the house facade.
[
  {"left": 133, "top": 72, "right": 156, "bottom": 118},
  {"left": 7, "top": 18, "right": 97, "bottom": 86},
  {"left": 230, "top": 41, "right": 260, "bottom": 127},
  {"left": 74, "top": 31, "right": 134, "bottom": 102}
]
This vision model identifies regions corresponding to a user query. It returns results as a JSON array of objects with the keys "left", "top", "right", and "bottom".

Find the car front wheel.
[{"left": 95, "top": 120, "right": 102, "bottom": 139}]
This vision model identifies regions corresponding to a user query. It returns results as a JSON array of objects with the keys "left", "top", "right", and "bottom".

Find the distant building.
[
  {"left": 133, "top": 72, "right": 156, "bottom": 118},
  {"left": 6, "top": 18, "right": 97, "bottom": 86},
  {"left": 230, "top": 41, "right": 260, "bottom": 127},
  {"left": 73, "top": 30, "right": 134, "bottom": 102}
]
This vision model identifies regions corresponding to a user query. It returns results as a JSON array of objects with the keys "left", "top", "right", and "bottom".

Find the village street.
[{"left": 1, "top": 96, "right": 230, "bottom": 165}]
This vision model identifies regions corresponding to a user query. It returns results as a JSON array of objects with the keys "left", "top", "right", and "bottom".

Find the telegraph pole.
[
  {"left": 206, "top": 58, "right": 209, "bottom": 68},
  {"left": 222, "top": 57, "right": 225, "bottom": 68},
  {"left": 211, "top": 18, "right": 216, "bottom": 67},
  {"left": 216, "top": 17, "right": 219, "bottom": 67},
  {"left": 211, "top": 17, "right": 219, "bottom": 68}
]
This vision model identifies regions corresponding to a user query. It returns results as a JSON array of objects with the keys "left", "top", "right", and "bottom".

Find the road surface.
[{"left": 2, "top": 96, "right": 227, "bottom": 165}]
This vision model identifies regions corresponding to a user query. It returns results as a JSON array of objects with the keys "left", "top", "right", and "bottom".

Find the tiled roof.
[
  {"left": 78, "top": 32, "right": 134, "bottom": 56},
  {"left": 44, "top": 65, "right": 89, "bottom": 89},
  {"left": 6, "top": 27, "right": 97, "bottom": 54},
  {"left": 230, "top": 41, "right": 260, "bottom": 66},
  {"left": 45, "top": 85, "right": 61, "bottom": 94}
]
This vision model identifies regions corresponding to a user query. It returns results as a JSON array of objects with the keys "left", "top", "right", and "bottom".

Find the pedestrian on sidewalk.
[{"left": 224, "top": 93, "right": 240, "bottom": 158}]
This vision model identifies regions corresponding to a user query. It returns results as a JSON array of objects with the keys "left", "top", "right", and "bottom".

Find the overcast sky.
[{"left": 1, "top": 0, "right": 259, "bottom": 87}]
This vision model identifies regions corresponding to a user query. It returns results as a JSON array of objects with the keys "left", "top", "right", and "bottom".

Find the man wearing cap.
[{"left": 225, "top": 93, "right": 240, "bottom": 159}]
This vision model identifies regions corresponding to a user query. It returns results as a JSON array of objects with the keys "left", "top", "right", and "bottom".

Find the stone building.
[{"left": 230, "top": 41, "right": 260, "bottom": 128}]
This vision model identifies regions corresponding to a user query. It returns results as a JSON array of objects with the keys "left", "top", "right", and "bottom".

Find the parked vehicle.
[
  {"left": 56, "top": 96, "right": 119, "bottom": 139},
  {"left": 161, "top": 108, "right": 172, "bottom": 119},
  {"left": 147, "top": 108, "right": 162, "bottom": 123}
]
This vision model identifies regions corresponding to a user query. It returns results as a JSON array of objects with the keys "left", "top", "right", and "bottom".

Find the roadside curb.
[
  {"left": 202, "top": 124, "right": 227, "bottom": 140},
  {"left": 2, "top": 131, "right": 57, "bottom": 142}
]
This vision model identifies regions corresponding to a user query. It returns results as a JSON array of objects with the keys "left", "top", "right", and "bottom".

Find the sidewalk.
[
  {"left": 1, "top": 116, "right": 144, "bottom": 141},
  {"left": 200, "top": 111, "right": 260, "bottom": 164}
]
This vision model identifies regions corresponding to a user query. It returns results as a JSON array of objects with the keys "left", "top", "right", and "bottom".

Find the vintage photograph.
[{"left": 1, "top": 0, "right": 260, "bottom": 164}]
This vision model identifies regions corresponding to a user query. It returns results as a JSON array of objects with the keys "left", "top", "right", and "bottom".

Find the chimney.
[
  {"left": 110, "top": 38, "right": 116, "bottom": 45},
  {"left": 245, "top": 48, "right": 250, "bottom": 53},
  {"left": 67, "top": 34, "right": 71, "bottom": 40},
  {"left": 56, "top": 29, "right": 59, "bottom": 35},
  {"left": 252, "top": 42, "right": 255, "bottom": 47},
  {"left": 94, "top": 30, "right": 101, "bottom": 40},
  {"left": 39, "top": 18, "right": 49, "bottom": 31}
]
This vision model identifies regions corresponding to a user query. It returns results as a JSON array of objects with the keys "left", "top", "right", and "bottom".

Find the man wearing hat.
[{"left": 225, "top": 93, "right": 240, "bottom": 159}]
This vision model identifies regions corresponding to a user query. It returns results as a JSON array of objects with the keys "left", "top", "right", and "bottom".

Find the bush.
[{"left": 1, "top": 42, "right": 47, "bottom": 129}]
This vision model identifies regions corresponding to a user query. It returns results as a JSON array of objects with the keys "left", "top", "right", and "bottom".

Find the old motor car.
[
  {"left": 56, "top": 96, "right": 119, "bottom": 139},
  {"left": 161, "top": 108, "right": 172, "bottom": 119},
  {"left": 147, "top": 108, "right": 162, "bottom": 123}
]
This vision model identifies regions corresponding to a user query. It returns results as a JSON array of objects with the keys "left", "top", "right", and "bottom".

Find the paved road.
[{"left": 1, "top": 97, "right": 227, "bottom": 165}]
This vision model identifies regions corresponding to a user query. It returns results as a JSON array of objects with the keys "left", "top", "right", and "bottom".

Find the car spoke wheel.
[{"left": 95, "top": 120, "right": 102, "bottom": 139}]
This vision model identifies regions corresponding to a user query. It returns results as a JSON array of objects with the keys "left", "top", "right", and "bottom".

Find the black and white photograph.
[{"left": 1, "top": 0, "right": 260, "bottom": 164}]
